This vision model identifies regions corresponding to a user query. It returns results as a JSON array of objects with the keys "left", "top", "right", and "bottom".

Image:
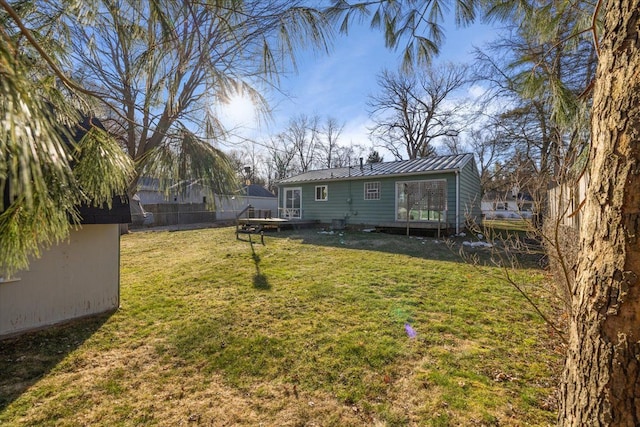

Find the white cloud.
[
  {"left": 468, "top": 84, "right": 487, "bottom": 99},
  {"left": 341, "top": 114, "right": 373, "bottom": 146}
]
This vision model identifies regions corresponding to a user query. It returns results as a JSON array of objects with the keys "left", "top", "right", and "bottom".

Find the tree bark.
[{"left": 559, "top": 1, "right": 640, "bottom": 425}]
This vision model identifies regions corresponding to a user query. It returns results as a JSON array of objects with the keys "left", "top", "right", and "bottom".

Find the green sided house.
[{"left": 276, "top": 153, "right": 482, "bottom": 233}]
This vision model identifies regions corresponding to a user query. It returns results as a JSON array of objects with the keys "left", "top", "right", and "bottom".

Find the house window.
[
  {"left": 364, "top": 182, "right": 380, "bottom": 200},
  {"left": 315, "top": 185, "right": 328, "bottom": 201},
  {"left": 396, "top": 180, "right": 447, "bottom": 222}
]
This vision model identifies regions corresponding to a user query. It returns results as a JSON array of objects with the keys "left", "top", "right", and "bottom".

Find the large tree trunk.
[{"left": 559, "top": 1, "right": 640, "bottom": 425}]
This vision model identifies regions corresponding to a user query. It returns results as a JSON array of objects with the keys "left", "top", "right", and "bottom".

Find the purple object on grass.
[{"left": 404, "top": 323, "right": 417, "bottom": 339}]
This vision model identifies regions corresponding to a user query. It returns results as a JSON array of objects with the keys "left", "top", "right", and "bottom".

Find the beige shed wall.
[{"left": 1, "top": 224, "right": 120, "bottom": 337}]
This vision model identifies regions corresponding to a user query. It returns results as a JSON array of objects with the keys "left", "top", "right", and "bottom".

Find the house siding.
[
  {"left": 1, "top": 225, "right": 121, "bottom": 337},
  {"left": 458, "top": 158, "right": 483, "bottom": 227},
  {"left": 282, "top": 172, "right": 461, "bottom": 228},
  {"left": 277, "top": 154, "right": 482, "bottom": 232}
]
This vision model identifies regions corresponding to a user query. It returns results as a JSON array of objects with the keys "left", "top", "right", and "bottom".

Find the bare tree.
[
  {"left": 317, "top": 116, "right": 345, "bottom": 168},
  {"left": 225, "top": 149, "right": 248, "bottom": 185},
  {"left": 368, "top": 64, "right": 468, "bottom": 160},
  {"left": 65, "top": 0, "right": 331, "bottom": 202},
  {"left": 332, "top": 143, "right": 366, "bottom": 168},
  {"left": 240, "top": 142, "right": 267, "bottom": 186},
  {"left": 264, "top": 133, "right": 297, "bottom": 191},
  {"left": 470, "top": 130, "right": 511, "bottom": 193},
  {"left": 280, "top": 114, "right": 321, "bottom": 173},
  {"left": 439, "top": 123, "right": 516, "bottom": 192}
]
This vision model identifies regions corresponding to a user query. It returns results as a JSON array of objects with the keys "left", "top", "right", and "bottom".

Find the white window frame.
[
  {"left": 282, "top": 187, "right": 302, "bottom": 219},
  {"left": 315, "top": 185, "right": 328, "bottom": 201},
  {"left": 364, "top": 182, "right": 381, "bottom": 200}
]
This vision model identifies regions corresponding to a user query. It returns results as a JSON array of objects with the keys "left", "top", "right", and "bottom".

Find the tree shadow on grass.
[
  {"left": 0, "top": 312, "right": 112, "bottom": 411},
  {"left": 266, "top": 228, "right": 545, "bottom": 268},
  {"left": 267, "top": 228, "right": 471, "bottom": 263},
  {"left": 250, "top": 243, "right": 271, "bottom": 290},
  {"left": 237, "top": 231, "right": 272, "bottom": 290}
]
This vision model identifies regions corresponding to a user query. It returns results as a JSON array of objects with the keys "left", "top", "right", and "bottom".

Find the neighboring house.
[
  {"left": 1, "top": 119, "right": 131, "bottom": 338},
  {"left": 215, "top": 184, "right": 278, "bottom": 221},
  {"left": 276, "top": 153, "right": 482, "bottom": 234},
  {"left": 133, "top": 177, "right": 213, "bottom": 226},
  {"left": 136, "top": 176, "right": 208, "bottom": 205},
  {"left": 135, "top": 178, "right": 277, "bottom": 225},
  {"left": 481, "top": 188, "right": 534, "bottom": 220}
]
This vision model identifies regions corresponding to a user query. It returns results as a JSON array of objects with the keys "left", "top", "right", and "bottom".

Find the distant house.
[
  {"left": 136, "top": 176, "right": 209, "bottom": 205},
  {"left": 481, "top": 188, "right": 534, "bottom": 220},
  {"left": 0, "top": 118, "right": 131, "bottom": 338},
  {"left": 134, "top": 178, "right": 277, "bottom": 225},
  {"left": 215, "top": 184, "right": 278, "bottom": 221},
  {"left": 133, "top": 177, "right": 214, "bottom": 226},
  {"left": 276, "top": 153, "right": 482, "bottom": 233}
]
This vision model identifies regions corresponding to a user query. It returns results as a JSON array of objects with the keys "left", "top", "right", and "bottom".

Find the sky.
[{"left": 216, "top": 12, "right": 500, "bottom": 161}]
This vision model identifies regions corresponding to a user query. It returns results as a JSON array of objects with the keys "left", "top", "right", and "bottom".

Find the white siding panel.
[{"left": 1, "top": 225, "right": 120, "bottom": 337}]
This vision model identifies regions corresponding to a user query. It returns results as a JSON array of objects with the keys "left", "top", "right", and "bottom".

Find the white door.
[{"left": 283, "top": 188, "right": 302, "bottom": 219}]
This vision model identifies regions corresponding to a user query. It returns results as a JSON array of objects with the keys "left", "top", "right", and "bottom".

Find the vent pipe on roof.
[{"left": 359, "top": 157, "right": 364, "bottom": 171}]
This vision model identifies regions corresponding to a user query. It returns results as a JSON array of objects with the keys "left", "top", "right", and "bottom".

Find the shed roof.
[
  {"left": 77, "top": 196, "right": 131, "bottom": 224},
  {"left": 2, "top": 116, "right": 131, "bottom": 225},
  {"left": 277, "top": 153, "right": 475, "bottom": 185},
  {"left": 73, "top": 116, "right": 131, "bottom": 224}
]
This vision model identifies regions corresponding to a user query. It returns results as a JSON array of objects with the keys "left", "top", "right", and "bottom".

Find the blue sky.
[{"left": 218, "top": 13, "right": 499, "bottom": 158}]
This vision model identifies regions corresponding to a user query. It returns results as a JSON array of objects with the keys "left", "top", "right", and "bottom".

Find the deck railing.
[{"left": 279, "top": 207, "right": 301, "bottom": 219}]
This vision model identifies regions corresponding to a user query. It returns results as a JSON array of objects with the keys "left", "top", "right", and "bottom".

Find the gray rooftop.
[
  {"left": 243, "top": 184, "right": 276, "bottom": 198},
  {"left": 277, "top": 153, "right": 475, "bottom": 185}
]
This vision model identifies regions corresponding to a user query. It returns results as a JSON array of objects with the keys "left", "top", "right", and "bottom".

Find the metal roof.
[
  {"left": 243, "top": 184, "right": 276, "bottom": 198},
  {"left": 277, "top": 153, "right": 475, "bottom": 185}
]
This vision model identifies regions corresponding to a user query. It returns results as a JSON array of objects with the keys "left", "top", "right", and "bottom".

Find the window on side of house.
[
  {"left": 315, "top": 185, "right": 328, "bottom": 201},
  {"left": 364, "top": 182, "right": 380, "bottom": 200}
]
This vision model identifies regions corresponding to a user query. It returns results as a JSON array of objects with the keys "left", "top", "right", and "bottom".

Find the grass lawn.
[
  {"left": 0, "top": 227, "right": 563, "bottom": 426},
  {"left": 483, "top": 219, "right": 531, "bottom": 230},
  {"left": 481, "top": 219, "right": 534, "bottom": 237}
]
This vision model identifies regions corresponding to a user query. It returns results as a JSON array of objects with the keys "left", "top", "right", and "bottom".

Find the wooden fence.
[{"left": 547, "top": 173, "right": 589, "bottom": 229}]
